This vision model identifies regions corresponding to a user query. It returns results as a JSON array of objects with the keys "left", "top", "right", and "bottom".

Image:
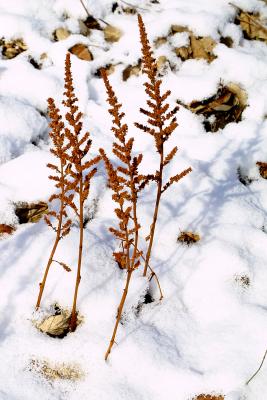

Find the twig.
[
  {"left": 79, "top": 0, "right": 110, "bottom": 26},
  {"left": 135, "top": 244, "right": 163, "bottom": 300},
  {"left": 246, "top": 349, "right": 267, "bottom": 385}
]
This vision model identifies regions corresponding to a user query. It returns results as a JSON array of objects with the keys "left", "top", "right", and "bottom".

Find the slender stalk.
[
  {"left": 143, "top": 148, "right": 164, "bottom": 276},
  {"left": 105, "top": 269, "right": 133, "bottom": 360},
  {"left": 79, "top": 0, "right": 109, "bottom": 26},
  {"left": 69, "top": 176, "right": 84, "bottom": 331},
  {"left": 36, "top": 166, "right": 65, "bottom": 310},
  {"left": 246, "top": 348, "right": 267, "bottom": 385}
]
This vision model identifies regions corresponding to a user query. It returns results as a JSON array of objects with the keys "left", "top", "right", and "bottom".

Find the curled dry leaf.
[
  {"left": 69, "top": 43, "right": 93, "bottom": 61},
  {"left": 15, "top": 201, "right": 48, "bottom": 224},
  {"left": 180, "top": 83, "right": 247, "bottom": 132},
  {"left": 104, "top": 25, "right": 122, "bottom": 42},
  {"left": 177, "top": 231, "right": 200, "bottom": 245}
]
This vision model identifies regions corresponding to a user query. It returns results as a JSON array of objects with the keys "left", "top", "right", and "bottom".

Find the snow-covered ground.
[{"left": 1, "top": 0, "right": 267, "bottom": 399}]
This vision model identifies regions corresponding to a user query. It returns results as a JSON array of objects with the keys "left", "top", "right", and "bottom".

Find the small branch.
[
  {"left": 79, "top": 0, "right": 110, "bottom": 26},
  {"left": 246, "top": 349, "right": 267, "bottom": 385},
  {"left": 134, "top": 243, "right": 163, "bottom": 300}
]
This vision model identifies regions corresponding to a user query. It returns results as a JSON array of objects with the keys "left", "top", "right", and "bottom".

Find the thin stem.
[
  {"left": 246, "top": 349, "right": 267, "bottom": 385},
  {"left": 79, "top": 0, "right": 110, "bottom": 26},
  {"left": 105, "top": 269, "right": 133, "bottom": 360},
  {"left": 143, "top": 147, "right": 164, "bottom": 276},
  {"left": 69, "top": 176, "right": 84, "bottom": 331},
  {"left": 36, "top": 165, "right": 65, "bottom": 310}
]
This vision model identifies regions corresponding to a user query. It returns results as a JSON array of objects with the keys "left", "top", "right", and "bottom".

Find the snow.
[{"left": 0, "top": 0, "right": 267, "bottom": 399}]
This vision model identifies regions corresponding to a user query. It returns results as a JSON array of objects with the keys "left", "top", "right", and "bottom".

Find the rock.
[
  {"left": 15, "top": 201, "right": 48, "bottom": 224},
  {"left": 104, "top": 25, "right": 122, "bottom": 42},
  {"left": 54, "top": 28, "right": 70, "bottom": 41},
  {"left": 69, "top": 44, "right": 93, "bottom": 61}
]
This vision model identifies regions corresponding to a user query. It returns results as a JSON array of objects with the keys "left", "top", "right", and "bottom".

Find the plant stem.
[
  {"left": 69, "top": 176, "right": 84, "bottom": 331},
  {"left": 246, "top": 348, "right": 267, "bottom": 385},
  {"left": 143, "top": 147, "right": 164, "bottom": 276},
  {"left": 105, "top": 269, "right": 133, "bottom": 360},
  {"left": 36, "top": 166, "right": 65, "bottom": 310}
]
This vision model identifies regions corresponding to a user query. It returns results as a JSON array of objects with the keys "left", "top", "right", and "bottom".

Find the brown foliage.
[
  {"left": 36, "top": 53, "right": 100, "bottom": 323},
  {"left": 135, "top": 14, "right": 192, "bottom": 276},
  {"left": 99, "top": 69, "right": 143, "bottom": 360}
]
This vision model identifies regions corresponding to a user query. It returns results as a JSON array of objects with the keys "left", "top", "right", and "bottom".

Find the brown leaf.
[
  {"left": 238, "top": 11, "right": 267, "bottom": 41},
  {"left": 69, "top": 44, "right": 93, "bottom": 61},
  {"left": 122, "top": 64, "right": 141, "bottom": 81},
  {"left": 54, "top": 28, "right": 70, "bottom": 41},
  {"left": 257, "top": 161, "right": 267, "bottom": 179},
  {"left": 104, "top": 25, "right": 122, "bottom": 42},
  {"left": 0, "top": 224, "right": 15, "bottom": 236},
  {"left": 15, "top": 202, "right": 48, "bottom": 224},
  {"left": 177, "top": 231, "right": 200, "bottom": 245}
]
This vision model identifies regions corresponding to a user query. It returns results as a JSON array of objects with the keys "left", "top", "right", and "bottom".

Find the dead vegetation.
[
  {"left": 179, "top": 83, "right": 247, "bottom": 132},
  {"left": 15, "top": 201, "right": 48, "bottom": 224},
  {"left": 29, "top": 358, "right": 83, "bottom": 381},
  {"left": 177, "top": 231, "right": 200, "bottom": 245},
  {"left": 171, "top": 25, "right": 217, "bottom": 63},
  {"left": 192, "top": 395, "right": 224, "bottom": 400},
  {"left": 256, "top": 161, "right": 267, "bottom": 179}
]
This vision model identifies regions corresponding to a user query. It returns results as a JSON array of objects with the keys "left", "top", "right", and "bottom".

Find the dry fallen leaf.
[
  {"left": 238, "top": 11, "right": 267, "bottom": 41},
  {"left": 177, "top": 231, "right": 200, "bottom": 245},
  {"left": 0, "top": 224, "right": 15, "bottom": 236},
  {"left": 256, "top": 161, "right": 267, "bottom": 179},
  {"left": 0, "top": 38, "right": 27, "bottom": 59},
  {"left": 15, "top": 201, "right": 48, "bottom": 223},
  {"left": 122, "top": 64, "right": 141, "bottom": 81},
  {"left": 180, "top": 83, "right": 247, "bottom": 132},
  {"left": 36, "top": 311, "right": 71, "bottom": 337},
  {"left": 104, "top": 25, "right": 122, "bottom": 42},
  {"left": 69, "top": 44, "right": 93, "bottom": 61},
  {"left": 54, "top": 28, "right": 70, "bottom": 41}
]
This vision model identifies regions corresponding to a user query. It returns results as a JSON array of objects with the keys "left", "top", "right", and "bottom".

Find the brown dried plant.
[
  {"left": 135, "top": 14, "right": 192, "bottom": 276},
  {"left": 100, "top": 69, "right": 163, "bottom": 360},
  {"left": 62, "top": 53, "right": 101, "bottom": 331},
  {"left": 99, "top": 69, "right": 144, "bottom": 360},
  {"left": 36, "top": 53, "right": 100, "bottom": 331},
  {"left": 36, "top": 97, "right": 75, "bottom": 310}
]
